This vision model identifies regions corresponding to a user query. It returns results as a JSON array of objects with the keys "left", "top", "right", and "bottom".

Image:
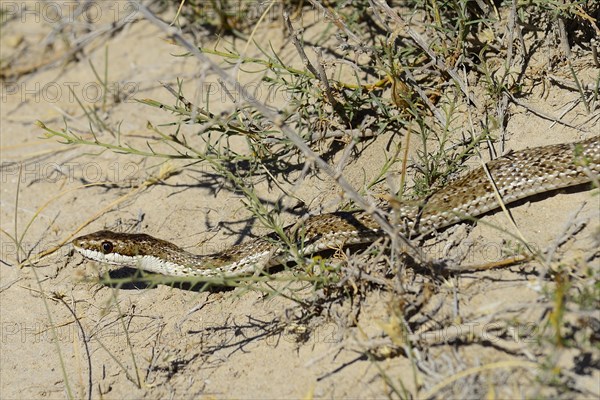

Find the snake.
[{"left": 73, "top": 136, "right": 599, "bottom": 278}]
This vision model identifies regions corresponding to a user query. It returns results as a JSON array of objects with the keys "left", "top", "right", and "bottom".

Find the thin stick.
[{"left": 135, "top": 3, "right": 428, "bottom": 266}]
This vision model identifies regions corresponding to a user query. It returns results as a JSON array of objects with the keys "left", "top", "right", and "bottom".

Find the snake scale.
[{"left": 73, "top": 136, "right": 599, "bottom": 277}]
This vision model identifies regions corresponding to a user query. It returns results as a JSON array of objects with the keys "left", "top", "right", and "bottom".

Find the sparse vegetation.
[{"left": 2, "top": 0, "right": 598, "bottom": 398}]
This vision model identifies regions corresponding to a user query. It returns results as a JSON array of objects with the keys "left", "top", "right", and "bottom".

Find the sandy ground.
[{"left": 1, "top": 3, "right": 599, "bottom": 399}]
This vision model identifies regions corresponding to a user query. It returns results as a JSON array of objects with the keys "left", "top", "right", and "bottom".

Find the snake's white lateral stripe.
[{"left": 73, "top": 136, "right": 599, "bottom": 278}]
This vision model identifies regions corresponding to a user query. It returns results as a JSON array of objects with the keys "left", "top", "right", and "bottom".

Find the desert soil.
[{"left": 1, "top": 2, "right": 599, "bottom": 399}]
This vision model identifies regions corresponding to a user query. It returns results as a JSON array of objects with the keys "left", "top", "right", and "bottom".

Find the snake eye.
[{"left": 101, "top": 241, "right": 114, "bottom": 254}]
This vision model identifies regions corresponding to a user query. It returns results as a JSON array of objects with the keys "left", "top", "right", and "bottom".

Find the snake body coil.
[{"left": 73, "top": 136, "right": 599, "bottom": 277}]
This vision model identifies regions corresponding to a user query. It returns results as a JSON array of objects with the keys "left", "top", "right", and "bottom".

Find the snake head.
[
  {"left": 72, "top": 230, "right": 214, "bottom": 276},
  {"left": 72, "top": 230, "right": 160, "bottom": 266}
]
